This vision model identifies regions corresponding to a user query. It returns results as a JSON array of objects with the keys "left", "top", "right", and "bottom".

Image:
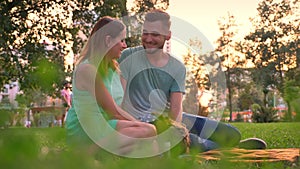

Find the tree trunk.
[{"left": 227, "top": 69, "right": 233, "bottom": 122}]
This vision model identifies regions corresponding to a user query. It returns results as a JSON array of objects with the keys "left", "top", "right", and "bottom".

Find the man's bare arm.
[{"left": 169, "top": 92, "right": 183, "bottom": 122}]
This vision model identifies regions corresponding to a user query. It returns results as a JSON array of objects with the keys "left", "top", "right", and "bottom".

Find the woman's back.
[{"left": 66, "top": 61, "right": 123, "bottom": 144}]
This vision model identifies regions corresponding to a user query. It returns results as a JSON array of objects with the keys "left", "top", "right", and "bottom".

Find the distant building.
[{"left": 0, "top": 81, "right": 19, "bottom": 108}]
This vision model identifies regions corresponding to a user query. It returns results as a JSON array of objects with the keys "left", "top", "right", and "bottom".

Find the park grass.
[
  {"left": 0, "top": 122, "right": 299, "bottom": 169},
  {"left": 231, "top": 122, "right": 300, "bottom": 148}
]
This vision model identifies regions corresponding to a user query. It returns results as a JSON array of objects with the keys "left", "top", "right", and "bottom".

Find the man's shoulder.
[
  {"left": 124, "top": 46, "right": 144, "bottom": 53},
  {"left": 119, "top": 46, "right": 144, "bottom": 63},
  {"left": 168, "top": 54, "right": 186, "bottom": 70}
]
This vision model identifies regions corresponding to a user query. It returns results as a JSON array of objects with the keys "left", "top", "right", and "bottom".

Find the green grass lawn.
[
  {"left": 232, "top": 122, "right": 300, "bottom": 148},
  {"left": 0, "top": 122, "right": 299, "bottom": 169}
]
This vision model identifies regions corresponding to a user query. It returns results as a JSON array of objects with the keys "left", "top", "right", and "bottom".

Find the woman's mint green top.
[{"left": 66, "top": 61, "right": 124, "bottom": 145}]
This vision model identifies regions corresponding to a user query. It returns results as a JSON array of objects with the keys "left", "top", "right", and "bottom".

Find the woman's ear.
[{"left": 105, "top": 35, "right": 112, "bottom": 47}]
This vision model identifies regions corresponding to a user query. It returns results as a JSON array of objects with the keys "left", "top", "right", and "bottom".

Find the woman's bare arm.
[{"left": 75, "top": 63, "right": 136, "bottom": 121}]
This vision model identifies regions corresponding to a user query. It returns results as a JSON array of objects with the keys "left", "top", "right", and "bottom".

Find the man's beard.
[{"left": 143, "top": 44, "right": 164, "bottom": 54}]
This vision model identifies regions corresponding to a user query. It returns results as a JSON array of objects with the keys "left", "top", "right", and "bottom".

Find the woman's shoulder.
[
  {"left": 74, "top": 63, "right": 97, "bottom": 86},
  {"left": 76, "top": 63, "right": 96, "bottom": 74}
]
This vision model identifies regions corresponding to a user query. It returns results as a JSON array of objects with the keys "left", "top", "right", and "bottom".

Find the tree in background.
[
  {"left": 0, "top": 0, "right": 173, "bottom": 109},
  {"left": 242, "top": 0, "right": 299, "bottom": 121},
  {"left": 215, "top": 12, "right": 245, "bottom": 121},
  {"left": 284, "top": 71, "right": 300, "bottom": 121},
  {"left": 129, "top": 0, "right": 169, "bottom": 13},
  {"left": 183, "top": 38, "right": 226, "bottom": 119},
  {"left": 236, "top": 78, "right": 264, "bottom": 111},
  {"left": 0, "top": 0, "right": 129, "bottom": 106},
  {"left": 183, "top": 39, "right": 210, "bottom": 116},
  {"left": 0, "top": 1, "right": 70, "bottom": 103},
  {"left": 71, "top": 0, "right": 128, "bottom": 59},
  {"left": 251, "top": 103, "right": 279, "bottom": 123}
]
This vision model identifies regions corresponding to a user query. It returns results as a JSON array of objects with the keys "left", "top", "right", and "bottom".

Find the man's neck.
[{"left": 146, "top": 51, "right": 169, "bottom": 67}]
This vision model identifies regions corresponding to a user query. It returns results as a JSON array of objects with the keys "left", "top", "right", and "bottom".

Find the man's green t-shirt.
[{"left": 119, "top": 46, "right": 186, "bottom": 122}]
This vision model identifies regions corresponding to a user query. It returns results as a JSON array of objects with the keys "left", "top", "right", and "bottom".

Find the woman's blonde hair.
[{"left": 76, "top": 16, "right": 125, "bottom": 76}]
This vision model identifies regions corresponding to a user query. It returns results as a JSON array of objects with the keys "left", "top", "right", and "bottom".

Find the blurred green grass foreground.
[{"left": 0, "top": 122, "right": 299, "bottom": 169}]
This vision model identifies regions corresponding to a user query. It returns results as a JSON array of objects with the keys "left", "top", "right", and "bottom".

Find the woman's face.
[{"left": 106, "top": 29, "right": 127, "bottom": 59}]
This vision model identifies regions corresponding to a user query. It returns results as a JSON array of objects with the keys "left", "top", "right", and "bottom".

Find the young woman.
[{"left": 66, "top": 16, "right": 157, "bottom": 157}]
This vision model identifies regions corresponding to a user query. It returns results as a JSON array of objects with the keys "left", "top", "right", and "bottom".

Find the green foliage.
[
  {"left": 251, "top": 104, "right": 279, "bottom": 123},
  {"left": 211, "top": 0, "right": 300, "bottom": 121},
  {"left": 29, "top": 59, "right": 63, "bottom": 95},
  {"left": 72, "top": 0, "right": 128, "bottom": 53},
  {"left": 235, "top": 113, "right": 244, "bottom": 122},
  {"left": 215, "top": 12, "right": 243, "bottom": 121},
  {"left": 0, "top": 0, "right": 171, "bottom": 101},
  {"left": 0, "top": 1, "right": 68, "bottom": 97},
  {"left": 242, "top": 0, "right": 299, "bottom": 96},
  {"left": 0, "top": 0, "right": 132, "bottom": 98},
  {"left": 234, "top": 0, "right": 300, "bottom": 122},
  {"left": 0, "top": 107, "right": 27, "bottom": 128},
  {"left": 129, "top": 0, "right": 169, "bottom": 14},
  {"left": 232, "top": 122, "right": 300, "bottom": 149},
  {"left": 1, "top": 123, "right": 299, "bottom": 169},
  {"left": 16, "top": 88, "right": 47, "bottom": 107},
  {"left": 0, "top": 109, "right": 11, "bottom": 128},
  {"left": 283, "top": 79, "right": 300, "bottom": 121},
  {"left": 292, "top": 99, "right": 300, "bottom": 122},
  {"left": 237, "top": 91, "right": 254, "bottom": 111}
]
